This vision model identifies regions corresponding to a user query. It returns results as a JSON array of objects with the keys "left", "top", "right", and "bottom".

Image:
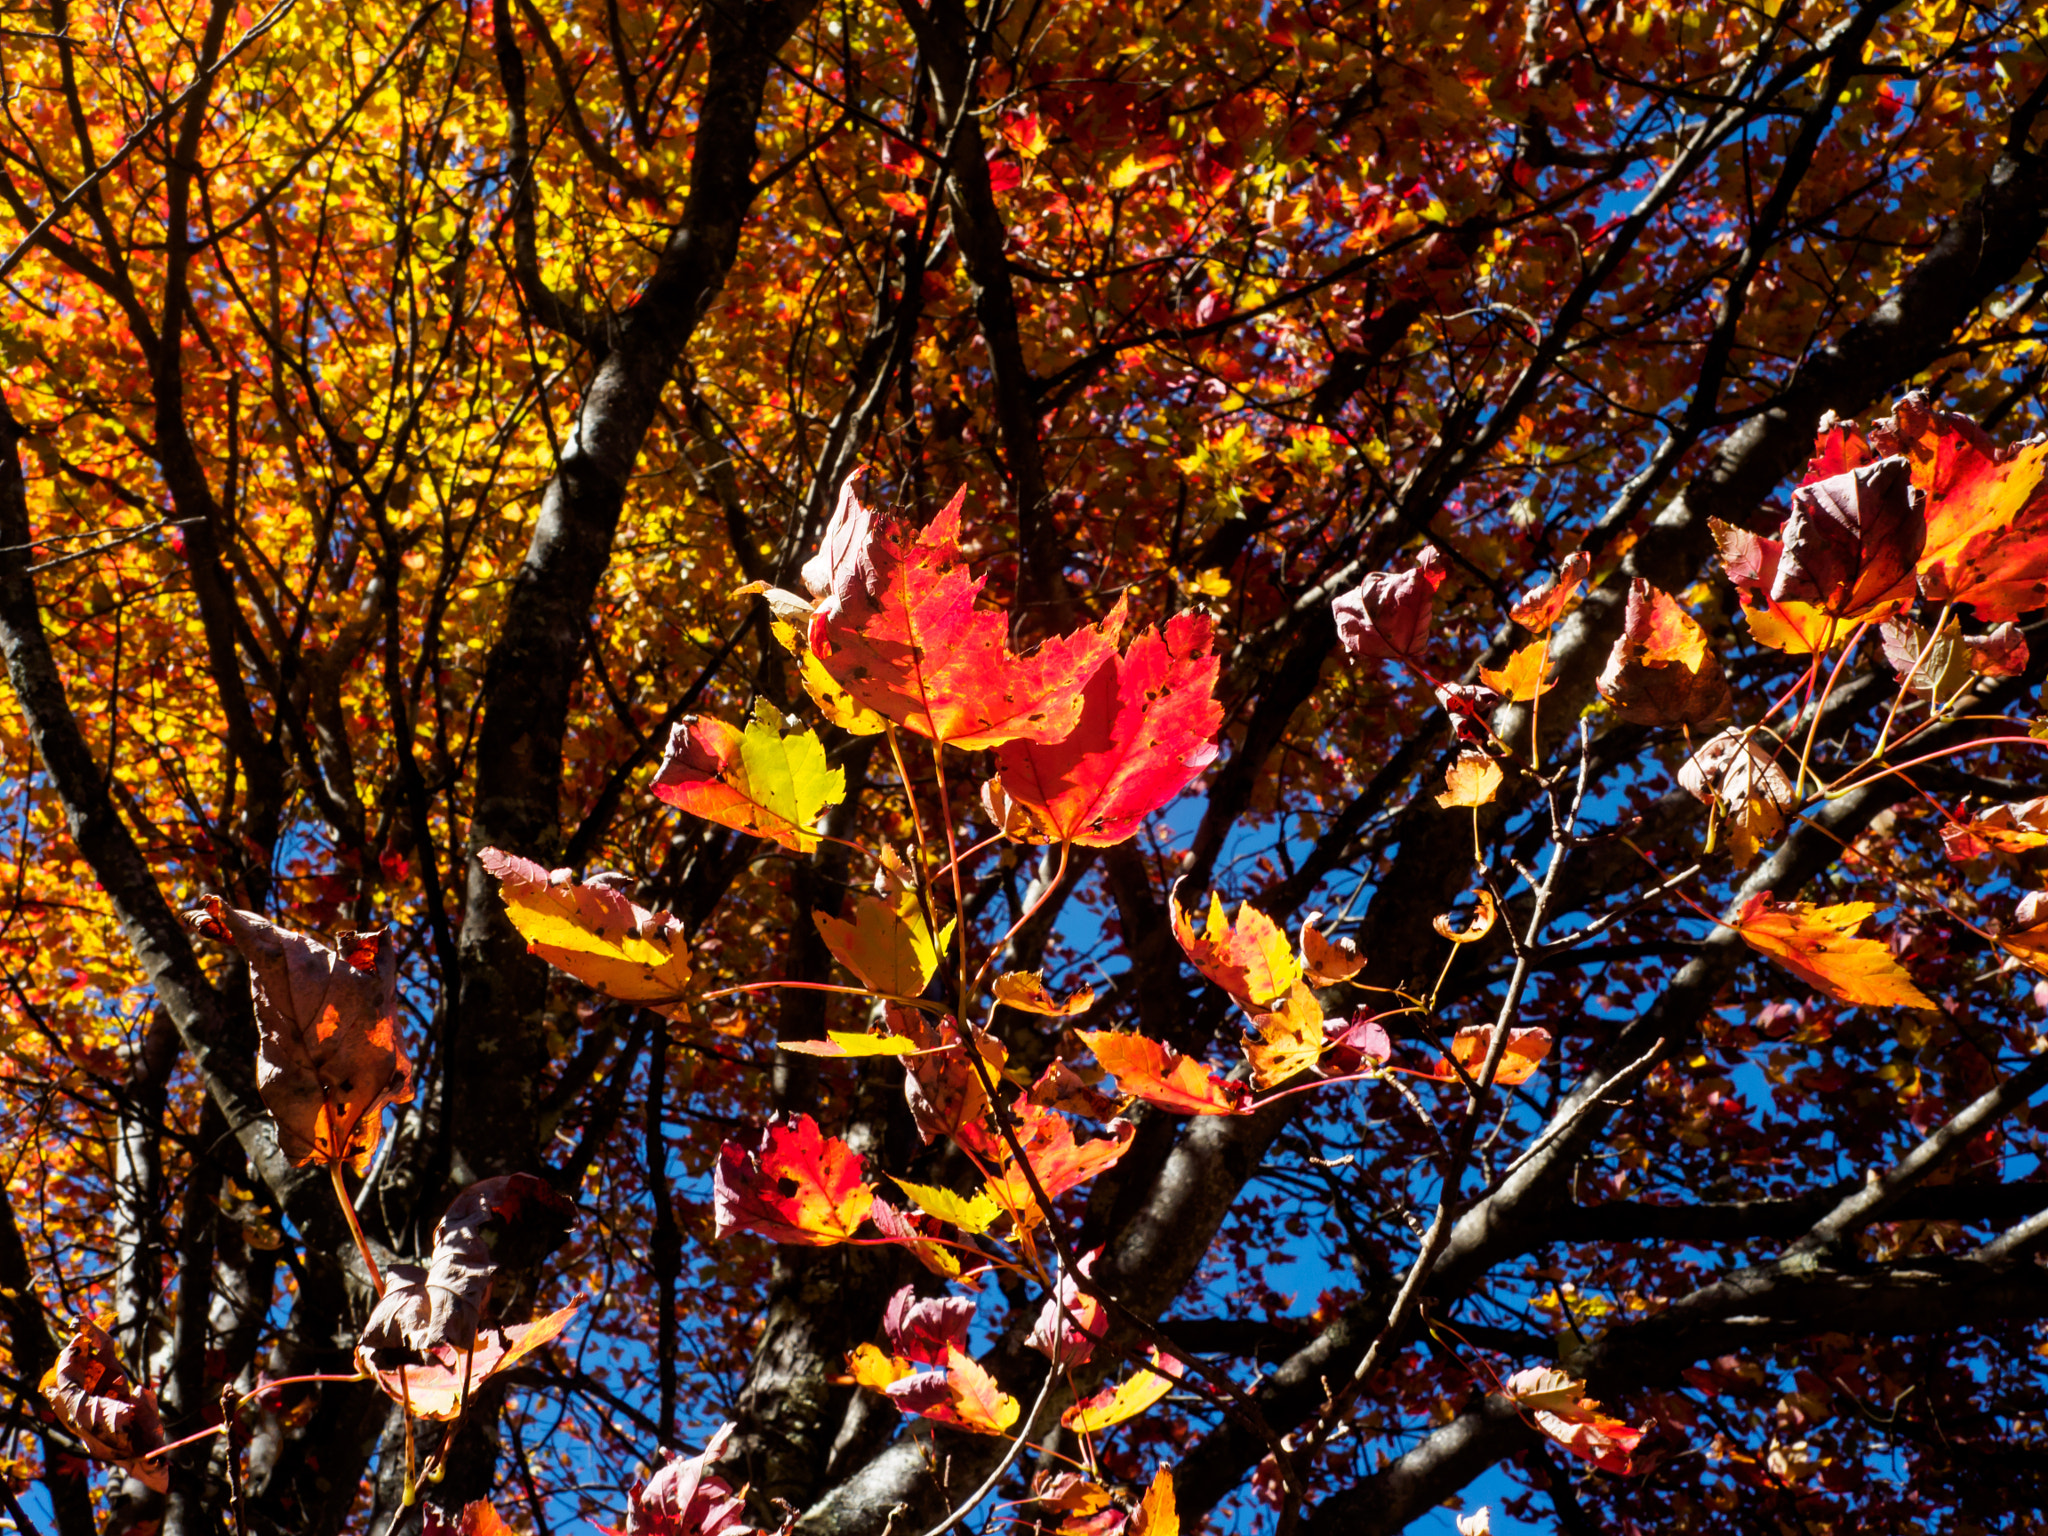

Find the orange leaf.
[
  {"left": 987, "top": 1103, "right": 1135, "bottom": 1222},
  {"left": 1437, "top": 751, "right": 1504, "bottom": 808},
  {"left": 994, "top": 971, "right": 1097, "bottom": 1016},
  {"left": 803, "top": 481, "right": 1126, "bottom": 748},
  {"left": 1170, "top": 884, "right": 1301, "bottom": 1006},
  {"left": 1898, "top": 391, "right": 2048, "bottom": 619},
  {"left": 649, "top": 701, "right": 844, "bottom": 853},
  {"left": 1432, "top": 889, "right": 1498, "bottom": 944},
  {"left": 1434, "top": 1025, "right": 1552, "bottom": 1086},
  {"left": 1596, "top": 580, "right": 1730, "bottom": 727},
  {"left": 942, "top": 1345, "right": 1021, "bottom": 1434},
  {"left": 1080, "top": 1030, "right": 1246, "bottom": 1115},
  {"left": 480, "top": 849, "right": 694, "bottom": 1020},
  {"left": 1060, "top": 1346, "right": 1183, "bottom": 1432},
  {"left": 1741, "top": 596, "right": 1841, "bottom": 656},
  {"left": 1504, "top": 1366, "right": 1644, "bottom": 1475},
  {"left": 1732, "top": 895, "right": 1936, "bottom": 1009},
  {"left": 1478, "top": 641, "right": 1556, "bottom": 702},
  {"left": 713, "top": 1115, "right": 875, "bottom": 1245},
  {"left": 1130, "top": 1466, "right": 1179, "bottom": 1536},
  {"left": 1509, "top": 551, "right": 1589, "bottom": 631},
  {"left": 185, "top": 899, "right": 412, "bottom": 1172},
  {"left": 1300, "top": 911, "right": 1365, "bottom": 985}
]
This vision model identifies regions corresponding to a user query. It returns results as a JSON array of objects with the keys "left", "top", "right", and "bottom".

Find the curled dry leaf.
[
  {"left": 803, "top": 482, "right": 1127, "bottom": 748},
  {"left": 986, "top": 612, "right": 1222, "bottom": 846},
  {"left": 1432, "top": 889, "right": 1499, "bottom": 945},
  {"left": 42, "top": 1320, "right": 167, "bottom": 1494},
  {"left": 993, "top": 971, "right": 1097, "bottom": 1016},
  {"left": 358, "top": 1173, "right": 578, "bottom": 1362},
  {"left": 1436, "top": 1024, "right": 1552, "bottom": 1086},
  {"left": 1300, "top": 911, "right": 1365, "bottom": 986},
  {"left": 185, "top": 897, "right": 411, "bottom": 1171},
  {"left": 712, "top": 1114, "right": 875, "bottom": 1246},
  {"left": 1678, "top": 727, "right": 1796, "bottom": 864},
  {"left": 1061, "top": 1346, "right": 1184, "bottom": 1432},
  {"left": 1596, "top": 580, "right": 1731, "bottom": 727},
  {"left": 361, "top": 1303, "right": 578, "bottom": 1421},
  {"left": 1733, "top": 895, "right": 1936, "bottom": 1009},
  {"left": 482, "top": 849, "right": 693, "bottom": 1020},
  {"left": 1080, "top": 1029, "right": 1247, "bottom": 1115},
  {"left": 1769, "top": 456, "right": 1925, "bottom": 620},
  {"left": 622, "top": 1421, "right": 753, "bottom": 1536},
  {"left": 1437, "top": 751, "right": 1504, "bottom": 809},
  {"left": 1332, "top": 546, "right": 1445, "bottom": 664},
  {"left": 1503, "top": 1366, "right": 1644, "bottom": 1475},
  {"left": 1509, "top": 551, "right": 1589, "bottom": 632},
  {"left": 651, "top": 700, "right": 845, "bottom": 854},
  {"left": 1169, "top": 882, "right": 1300, "bottom": 1007}
]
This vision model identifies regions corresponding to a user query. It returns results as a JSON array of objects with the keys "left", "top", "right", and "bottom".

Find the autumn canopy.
[{"left": 4, "top": 2, "right": 2048, "bottom": 1534}]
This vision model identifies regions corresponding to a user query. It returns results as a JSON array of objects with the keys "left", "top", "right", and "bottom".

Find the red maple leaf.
[
  {"left": 1332, "top": 546, "right": 1445, "bottom": 665},
  {"left": 985, "top": 612, "right": 1222, "bottom": 846},
  {"left": 804, "top": 482, "right": 1126, "bottom": 749},
  {"left": 712, "top": 1115, "right": 874, "bottom": 1246}
]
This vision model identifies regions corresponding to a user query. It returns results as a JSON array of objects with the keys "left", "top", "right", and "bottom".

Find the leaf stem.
[{"left": 330, "top": 1161, "right": 386, "bottom": 1298}]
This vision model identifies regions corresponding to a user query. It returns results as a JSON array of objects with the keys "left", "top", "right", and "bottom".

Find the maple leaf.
[
  {"left": 778, "top": 1029, "right": 925, "bottom": 1058},
  {"left": 1332, "top": 546, "right": 1445, "bottom": 665},
  {"left": 1741, "top": 596, "right": 1840, "bottom": 656},
  {"left": 804, "top": 482, "right": 1127, "bottom": 748},
  {"left": 814, "top": 891, "right": 952, "bottom": 998},
  {"left": 993, "top": 971, "right": 1097, "bottom": 1016},
  {"left": 361, "top": 1304, "right": 578, "bottom": 1421},
  {"left": 1028, "top": 1058, "right": 1124, "bottom": 1121},
  {"left": 1940, "top": 796, "right": 2048, "bottom": 861},
  {"left": 890, "top": 1177, "right": 1004, "bottom": 1234},
  {"left": 357, "top": 1173, "right": 578, "bottom": 1362},
  {"left": 1596, "top": 580, "right": 1730, "bottom": 727},
  {"left": 1894, "top": 390, "right": 2048, "bottom": 618},
  {"left": 868, "top": 1197, "right": 979, "bottom": 1284},
  {"left": 41, "top": 1320, "right": 168, "bottom": 1494},
  {"left": 1080, "top": 1029, "right": 1247, "bottom": 1115},
  {"left": 1434, "top": 1024, "right": 1552, "bottom": 1086},
  {"left": 1503, "top": 1366, "right": 1644, "bottom": 1475},
  {"left": 1027, "top": 1252, "right": 1108, "bottom": 1367},
  {"left": 1061, "top": 1346, "right": 1183, "bottom": 1432},
  {"left": 1245, "top": 981, "right": 1325, "bottom": 1089},
  {"left": 987, "top": 1102, "right": 1135, "bottom": 1221},
  {"left": 986, "top": 612, "right": 1222, "bottom": 845},
  {"left": 1478, "top": 640, "right": 1557, "bottom": 702},
  {"left": 1322, "top": 1012, "right": 1393, "bottom": 1075},
  {"left": 1733, "top": 895, "right": 1936, "bottom": 1009},
  {"left": 1967, "top": 621, "right": 2030, "bottom": 676},
  {"left": 881, "top": 1284, "right": 976, "bottom": 1365},
  {"left": 1878, "top": 617, "right": 1976, "bottom": 703},
  {"left": 621, "top": 1422, "right": 753, "bottom": 1536},
  {"left": 1710, "top": 517, "right": 1781, "bottom": 598},
  {"left": 1170, "top": 884, "right": 1301, "bottom": 1007},
  {"left": 712, "top": 1115, "right": 875, "bottom": 1246},
  {"left": 481, "top": 850, "right": 694, "bottom": 1020},
  {"left": 1300, "top": 911, "right": 1365, "bottom": 985},
  {"left": 1130, "top": 1467, "right": 1179, "bottom": 1536},
  {"left": 899, "top": 1015, "right": 1006, "bottom": 1144},
  {"left": 651, "top": 700, "right": 845, "bottom": 853},
  {"left": 185, "top": 898, "right": 412, "bottom": 1172},
  {"left": 877, "top": 1347, "right": 1021, "bottom": 1435},
  {"left": 1769, "top": 457, "right": 1924, "bottom": 620},
  {"left": 1509, "top": 551, "right": 1590, "bottom": 631},
  {"left": 1437, "top": 750, "right": 1504, "bottom": 808}
]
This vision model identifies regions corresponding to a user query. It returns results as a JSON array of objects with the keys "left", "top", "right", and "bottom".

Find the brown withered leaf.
[
  {"left": 1596, "top": 580, "right": 1730, "bottom": 728},
  {"left": 186, "top": 897, "right": 412, "bottom": 1171},
  {"left": 42, "top": 1320, "right": 168, "bottom": 1493},
  {"left": 1678, "top": 727, "right": 1797, "bottom": 864},
  {"left": 1769, "top": 456, "right": 1925, "bottom": 620}
]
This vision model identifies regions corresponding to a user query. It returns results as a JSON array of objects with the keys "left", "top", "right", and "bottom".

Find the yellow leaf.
[
  {"left": 1436, "top": 751, "right": 1503, "bottom": 808},
  {"left": 847, "top": 1342, "right": 915, "bottom": 1391},
  {"left": 482, "top": 851, "right": 693, "bottom": 1020},
  {"left": 1131, "top": 1467, "right": 1179, "bottom": 1536},
  {"left": 814, "top": 894, "right": 952, "bottom": 997},
  {"left": 1742, "top": 599, "right": 1839, "bottom": 656},
  {"left": 1060, "top": 1347, "right": 1182, "bottom": 1432},
  {"left": 993, "top": 971, "right": 1096, "bottom": 1016},
  {"left": 890, "top": 1177, "right": 1003, "bottom": 1234},
  {"left": 778, "top": 1030, "right": 923, "bottom": 1057}
]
